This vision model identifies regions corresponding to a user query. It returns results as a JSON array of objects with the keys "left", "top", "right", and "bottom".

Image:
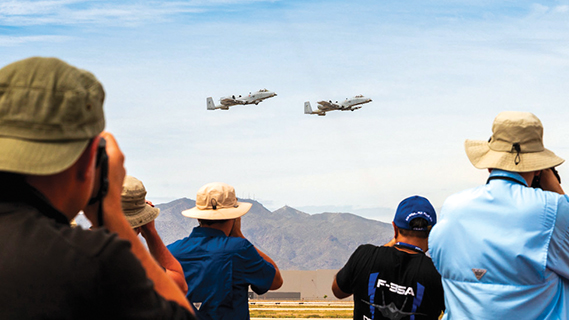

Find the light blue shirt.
[{"left": 429, "top": 169, "right": 569, "bottom": 319}]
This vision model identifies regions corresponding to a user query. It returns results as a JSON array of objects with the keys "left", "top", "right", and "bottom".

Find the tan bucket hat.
[
  {"left": 0, "top": 57, "right": 105, "bottom": 175},
  {"left": 182, "top": 182, "right": 252, "bottom": 220},
  {"left": 465, "top": 111, "right": 564, "bottom": 172},
  {"left": 121, "top": 176, "right": 160, "bottom": 228}
]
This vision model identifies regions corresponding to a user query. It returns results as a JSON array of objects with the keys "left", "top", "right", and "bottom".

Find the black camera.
[{"left": 88, "top": 137, "right": 109, "bottom": 226}]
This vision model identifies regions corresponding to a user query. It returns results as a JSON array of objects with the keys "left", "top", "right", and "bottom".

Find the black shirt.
[
  {"left": 336, "top": 244, "right": 444, "bottom": 320},
  {"left": 0, "top": 179, "right": 196, "bottom": 320}
]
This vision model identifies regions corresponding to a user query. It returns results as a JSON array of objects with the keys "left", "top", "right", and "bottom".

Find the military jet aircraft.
[
  {"left": 207, "top": 89, "right": 277, "bottom": 110},
  {"left": 304, "top": 95, "right": 372, "bottom": 116}
]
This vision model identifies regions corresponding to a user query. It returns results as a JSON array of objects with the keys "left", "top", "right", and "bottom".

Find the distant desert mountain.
[{"left": 155, "top": 198, "right": 392, "bottom": 270}]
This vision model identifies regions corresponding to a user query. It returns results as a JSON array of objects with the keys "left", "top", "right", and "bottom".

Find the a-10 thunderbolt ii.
[
  {"left": 207, "top": 89, "right": 277, "bottom": 110},
  {"left": 304, "top": 95, "right": 372, "bottom": 116}
]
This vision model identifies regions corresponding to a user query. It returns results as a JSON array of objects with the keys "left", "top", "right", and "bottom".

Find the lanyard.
[{"left": 395, "top": 242, "right": 424, "bottom": 253}]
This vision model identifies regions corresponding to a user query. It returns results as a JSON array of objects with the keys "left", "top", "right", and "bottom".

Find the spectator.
[
  {"left": 0, "top": 57, "right": 194, "bottom": 319},
  {"left": 332, "top": 195, "right": 444, "bottom": 320},
  {"left": 429, "top": 111, "right": 567, "bottom": 319},
  {"left": 168, "top": 182, "right": 283, "bottom": 320},
  {"left": 122, "top": 175, "right": 188, "bottom": 294}
]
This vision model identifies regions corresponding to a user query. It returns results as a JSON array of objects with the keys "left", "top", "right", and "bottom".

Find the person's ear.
[
  {"left": 76, "top": 137, "right": 100, "bottom": 182},
  {"left": 392, "top": 221, "right": 399, "bottom": 239}
]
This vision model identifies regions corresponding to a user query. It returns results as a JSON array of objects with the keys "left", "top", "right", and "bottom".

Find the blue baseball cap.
[{"left": 393, "top": 195, "right": 436, "bottom": 231}]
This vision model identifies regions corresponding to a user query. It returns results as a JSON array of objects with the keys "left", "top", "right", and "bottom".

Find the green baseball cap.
[{"left": 0, "top": 57, "right": 105, "bottom": 175}]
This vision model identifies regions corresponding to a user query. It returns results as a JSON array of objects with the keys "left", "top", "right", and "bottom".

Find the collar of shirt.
[
  {"left": 488, "top": 169, "right": 527, "bottom": 186},
  {"left": 191, "top": 226, "right": 228, "bottom": 238}
]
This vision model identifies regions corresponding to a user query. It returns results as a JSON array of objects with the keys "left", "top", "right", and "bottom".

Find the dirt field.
[{"left": 249, "top": 301, "right": 353, "bottom": 319}]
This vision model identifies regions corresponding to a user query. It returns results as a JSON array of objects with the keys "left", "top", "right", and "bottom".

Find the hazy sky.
[{"left": 2, "top": 0, "right": 569, "bottom": 222}]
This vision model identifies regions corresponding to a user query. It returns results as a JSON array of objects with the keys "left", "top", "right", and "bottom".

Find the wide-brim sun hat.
[
  {"left": 121, "top": 175, "right": 160, "bottom": 229},
  {"left": 465, "top": 111, "right": 564, "bottom": 172},
  {"left": 0, "top": 57, "right": 105, "bottom": 175},
  {"left": 182, "top": 182, "right": 252, "bottom": 220}
]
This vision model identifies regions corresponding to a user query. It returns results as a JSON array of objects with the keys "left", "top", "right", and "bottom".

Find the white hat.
[{"left": 182, "top": 182, "right": 252, "bottom": 220}]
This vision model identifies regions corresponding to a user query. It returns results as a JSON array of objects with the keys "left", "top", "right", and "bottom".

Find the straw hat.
[
  {"left": 121, "top": 176, "right": 160, "bottom": 228},
  {"left": 0, "top": 57, "right": 105, "bottom": 175},
  {"left": 182, "top": 182, "right": 252, "bottom": 220},
  {"left": 465, "top": 111, "right": 564, "bottom": 172}
]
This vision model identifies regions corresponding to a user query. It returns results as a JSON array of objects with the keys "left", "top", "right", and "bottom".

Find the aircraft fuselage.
[
  {"left": 305, "top": 95, "right": 372, "bottom": 116},
  {"left": 220, "top": 89, "right": 277, "bottom": 107}
]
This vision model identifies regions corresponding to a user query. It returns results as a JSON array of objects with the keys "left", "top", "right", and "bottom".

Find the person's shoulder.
[
  {"left": 167, "top": 234, "right": 193, "bottom": 251},
  {"left": 444, "top": 184, "right": 485, "bottom": 206},
  {"left": 61, "top": 225, "right": 129, "bottom": 258},
  {"left": 350, "top": 243, "right": 383, "bottom": 258},
  {"left": 2, "top": 203, "right": 126, "bottom": 259},
  {"left": 358, "top": 243, "right": 382, "bottom": 251},
  {"left": 414, "top": 255, "right": 442, "bottom": 277},
  {"left": 226, "top": 236, "right": 254, "bottom": 252}
]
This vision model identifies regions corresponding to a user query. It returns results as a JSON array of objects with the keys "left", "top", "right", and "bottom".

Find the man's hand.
[
  {"left": 83, "top": 132, "right": 126, "bottom": 226},
  {"left": 540, "top": 168, "right": 565, "bottom": 195},
  {"left": 140, "top": 220, "right": 157, "bottom": 240}
]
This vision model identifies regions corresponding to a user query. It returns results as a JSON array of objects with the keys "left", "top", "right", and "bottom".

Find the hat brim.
[
  {"left": 125, "top": 204, "right": 160, "bottom": 229},
  {"left": 181, "top": 201, "right": 252, "bottom": 220},
  {"left": 0, "top": 136, "right": 90, "bottom": 175},
  {"left": 465, "top": 139, "right": 564, "bottom": 172}
]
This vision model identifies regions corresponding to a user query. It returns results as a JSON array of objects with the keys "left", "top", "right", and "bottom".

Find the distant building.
[{"left": 249, "top": 269, "right": 352, "bottom": 301}]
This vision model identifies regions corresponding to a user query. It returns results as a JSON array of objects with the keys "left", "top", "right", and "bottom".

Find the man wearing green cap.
[{"left": 0, "top": 57, "right": 195, "bottom": 319}]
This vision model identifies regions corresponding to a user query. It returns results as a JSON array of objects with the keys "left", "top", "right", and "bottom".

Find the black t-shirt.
[
  {"left": 336, "top": 244, "right": 444, "bottom": 320},
  {"left": 0, "top": 180, "right": 196, "bottom": 320}
]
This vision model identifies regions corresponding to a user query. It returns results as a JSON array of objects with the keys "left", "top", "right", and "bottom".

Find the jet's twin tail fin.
[
  {"left": 304, "top": 101, "right": 313, "bottom": 114},
  {"left": 207, "top": 97, "right": 216, "bottom": 110}
]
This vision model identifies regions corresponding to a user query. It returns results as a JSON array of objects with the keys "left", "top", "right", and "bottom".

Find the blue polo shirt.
[{"left": 168, "top": 227, "right": 276, "bottom": 320}]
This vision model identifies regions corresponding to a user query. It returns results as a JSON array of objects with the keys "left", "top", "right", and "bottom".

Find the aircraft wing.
[
  {"left": 317, "top": 100, "right": 339, "bottom": 109},
  {"left": 220, "top": 98, "right": 241, "bottom": 106}
]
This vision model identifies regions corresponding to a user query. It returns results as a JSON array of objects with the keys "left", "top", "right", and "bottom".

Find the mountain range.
[{"left": 154, "top": 198, "right": 393, "bottom": 270}]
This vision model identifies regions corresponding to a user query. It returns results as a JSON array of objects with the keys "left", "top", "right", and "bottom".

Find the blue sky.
[{"left": 2, "top": 0, "right": 569, "bottom": 222}]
